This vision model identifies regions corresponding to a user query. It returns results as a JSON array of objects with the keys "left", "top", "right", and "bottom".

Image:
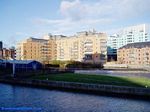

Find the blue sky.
[{"left": 0, "top": 0, "right": 150, "bottom": 47}]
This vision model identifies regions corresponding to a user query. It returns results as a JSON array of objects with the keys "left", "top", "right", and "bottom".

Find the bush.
[
  {"left": 45, "top": 64, "right": 60, "bottom": 68},
  {"left": 46, "top": 60, "right": 104, "bottom": 70},
  {"left": 66, "top": 61, "right": 103, "bottom": 69}
]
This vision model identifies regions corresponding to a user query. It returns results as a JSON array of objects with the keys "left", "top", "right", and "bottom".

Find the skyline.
[{"left": 1, "top": 0, "right": 150, "bottom": 47}]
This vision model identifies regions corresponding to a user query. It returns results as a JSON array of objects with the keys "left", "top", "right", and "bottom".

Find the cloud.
[
  {"left": 33, "top": 18, "right": 64, "bottom": 25},
  {"left": 60, "top": 0, "right": 86, "bottom": 21},
  {"left": 15, "top": 32, "right": 25, "bottom": 35},
  {"left": 32, "top": 0, "right": 150, "bottom": 35},
  {"left": 60, "top": 0, "right": 150, "bottom": 21}
]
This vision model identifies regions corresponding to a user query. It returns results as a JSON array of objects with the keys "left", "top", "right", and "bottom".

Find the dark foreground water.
[{"left": 0, "top": 83, "right": 149, "bottom": 112}]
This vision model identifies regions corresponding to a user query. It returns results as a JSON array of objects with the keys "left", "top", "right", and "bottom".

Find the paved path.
[{"left": 75, "top": 70, "right": 150, "bottom": 78}]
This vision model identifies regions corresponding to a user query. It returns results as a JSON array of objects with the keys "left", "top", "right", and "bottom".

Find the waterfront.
[
  {"left": 75, "top": 70, "right": 150, "bottom": 78},
  {"left": 0, "top": 83, "right": 150, "bottom": 112}
]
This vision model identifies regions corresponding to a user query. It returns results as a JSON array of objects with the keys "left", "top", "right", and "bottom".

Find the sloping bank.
[{"left": 0, "top": 78, "right": 150, "bottom": 99}]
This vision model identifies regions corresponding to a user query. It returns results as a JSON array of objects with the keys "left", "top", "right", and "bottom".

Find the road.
[{"left": 75, "top": 70, "right": 150, "bottom": 78}]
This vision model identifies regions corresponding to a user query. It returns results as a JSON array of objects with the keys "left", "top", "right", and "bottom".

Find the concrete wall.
[
  {"left": 0, "top": 79, "right": 149, "bottom": 97},
  {"left": 104, "top": 63, "right": 150, "bottom": 72},
  {"left": 104, "top": 63, "right": 128, "bottom": 68}
]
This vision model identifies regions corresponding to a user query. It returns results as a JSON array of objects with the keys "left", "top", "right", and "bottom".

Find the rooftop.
[
  {"left": 119, "top": 42, "right": 150, "bottom": 49},
  {"left": 1, "top": 60, "right": 39, "bottom": 64},
  {"left": 27, "top": 37, "right": 48, "bottom": 42}
]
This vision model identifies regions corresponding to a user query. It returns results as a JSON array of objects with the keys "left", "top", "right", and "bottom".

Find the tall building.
[
  {"left": 16, "top": 31, "right": 107, "bottom": 64},
  {"left": 107, "top": 24, "right": 150, "bottom": 61},
  {"left": 107, "top": 34, "right": 118, "bottom": 61},
  {"left": 16, "top": 37, "right": 45, "bottom": 61},
  {"left": 56, "top": 31, "right": 107, "bottom": 63},
  {"left": 16, "top": 36, "right": 56, "bottom": 63},
  {"left": 117, "top": 42, "right": 150, "bottom": 65},
  {"left": 118, "top": 24, "right": 150, "bottom": 48}
]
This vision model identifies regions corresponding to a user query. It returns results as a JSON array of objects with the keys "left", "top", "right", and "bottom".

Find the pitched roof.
[{"left": 119, "top": 42, "right": 150, "bottom": 49}]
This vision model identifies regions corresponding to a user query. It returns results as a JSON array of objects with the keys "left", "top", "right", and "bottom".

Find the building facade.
[
  {"left": 16, "top": 36, "right": 56, "bottom": 63},
  {"left": 117, "top": 42, "right": 150, "bottom": 65},
  {"left": 16, "top": 38, "right": 46, "bottom": 61},
  {"left": 1, "top": 60, "right": 42, "bottom": 72},
  {"left": 107, "top": 24, "right": 150, "bottom": 61},
  {"left": 4, "top": 48, "right": 16, "bottom": 59},
  {"left": 16, "top": 31, "right": 107, "bottom": 64},
  {"left": 0, "top": 42, "right": 16, "bottom": 60},
  {"left": 107, "top": 34, "right": 118, "bottom": 61},
  {"left": 117, "top": 24, "right": 150, "bottom": 48},
  {"left": 56, "top": 31, "right": 107, "bottom": 63}
]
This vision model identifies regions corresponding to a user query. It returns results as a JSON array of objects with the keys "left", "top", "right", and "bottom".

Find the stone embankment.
[{"left": 0, "top": 78, "right": 150, "bottom": 98}]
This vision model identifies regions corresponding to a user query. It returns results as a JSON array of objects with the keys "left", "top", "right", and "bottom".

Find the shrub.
[{"left": 66, "top": 61, "right": 103, "bottom": 69}]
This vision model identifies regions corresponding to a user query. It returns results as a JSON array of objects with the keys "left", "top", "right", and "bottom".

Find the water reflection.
[{"left": 0, "top": 83, "right": 149, "bottom": 112}]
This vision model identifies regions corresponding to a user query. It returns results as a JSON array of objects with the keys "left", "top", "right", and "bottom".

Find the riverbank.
[
  {"left": 30, "top": 73, "right": 150, "bottom": 88},
  {"left": 0, "top": 77, "right": 150, "bottom": 100},
  {"left": 75, "top": 70, "right": 150, "bottom": 78}
]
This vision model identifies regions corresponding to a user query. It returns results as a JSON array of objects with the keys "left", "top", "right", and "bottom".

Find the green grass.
[{"left": 30, "top": 73, "right": 150, "bottom": 88}]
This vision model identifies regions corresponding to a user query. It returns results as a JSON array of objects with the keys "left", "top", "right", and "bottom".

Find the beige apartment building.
[
  {"left": 56, "top": 31, "right": 107, "bottom": 63},
  {"left": 16, "top": 31, "right": 107, "bottom": 64},
  {"left": 16, "top": 37, "right": 56, "bottom": 63},
  {"left": 117, "top": 42, "right": 150, "bottom": 65}
]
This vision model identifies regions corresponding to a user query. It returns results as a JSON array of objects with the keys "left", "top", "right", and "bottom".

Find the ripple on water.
[{"left": 0, "top": 83, "right": 149, "bottom": 112}]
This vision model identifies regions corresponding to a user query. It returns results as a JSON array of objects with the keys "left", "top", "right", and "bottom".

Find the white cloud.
[
  {"left": 32, "top": 0, "right": 150, "bottom": 35},
  {"left": 33, "top": 18, "right": 64, "bottom": 25},
  {"left": 15, "top": 32, "right": 25, "bottom": 35},
  {"left": 60, "top": 0, "right": 150, "bottom": 21},
  {"left": 60, "top": 0, "right": 86, "bottom": 21}
]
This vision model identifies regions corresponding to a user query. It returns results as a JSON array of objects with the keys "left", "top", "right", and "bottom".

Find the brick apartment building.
[{"left": 117, "top": 42, "right": 150, "bottom": 65}]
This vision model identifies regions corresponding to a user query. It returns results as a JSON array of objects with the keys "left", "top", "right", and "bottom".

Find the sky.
[{"left": 0, "top": 0, "right": 150, "bottom": 47}]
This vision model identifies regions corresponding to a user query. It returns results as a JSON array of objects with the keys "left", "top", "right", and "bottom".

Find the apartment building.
[
  {"left": 3, "top": 48, "right": 16, "bottom": 59},
  {"left": 117, "top": 42, "right": 150, "bottom": 65},
  {"left": 55, "top": 31, "right": 107, "bottom": 63},
  {"left": 107, "top": 24, "right": 150, "bottom": 61},
  {"left": 16, "top": 31, "right": 107, "bottom": 64},
  {"left": 118, "top": 24, "right": 149, "bottom": 47},
  {"left": 16, "top": 38, "right": 45, "bottom": 61},
  {"left": 0, "top": 41, "right": 16, "bottom": 59},
  {"left": 0, "top": 48, "right": 16, "bottom": 60},
  {"left": 16, "top": 36, "right": 56, "bottom": 63}
]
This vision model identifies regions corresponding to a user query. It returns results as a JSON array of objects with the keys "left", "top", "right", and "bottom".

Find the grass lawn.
[{"left": 30, "top": 73, "right": 150, "bottom": 88}]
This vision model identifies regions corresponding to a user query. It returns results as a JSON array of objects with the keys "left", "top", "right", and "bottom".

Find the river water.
[{"left": 0, "top": 83, "right": 149, "bottom": 112}]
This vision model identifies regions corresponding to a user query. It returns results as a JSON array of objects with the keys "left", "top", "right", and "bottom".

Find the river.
[{"left": 0, "top": 83, "right": 149, "bottom": 112}]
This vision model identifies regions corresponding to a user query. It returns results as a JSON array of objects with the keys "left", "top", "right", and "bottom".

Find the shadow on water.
[
  {"left": 1, "top": 82, "right": 150, "bottom": 102},
  {"left": 0, "top": 73, "right": 150, "bottom": 101}
]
